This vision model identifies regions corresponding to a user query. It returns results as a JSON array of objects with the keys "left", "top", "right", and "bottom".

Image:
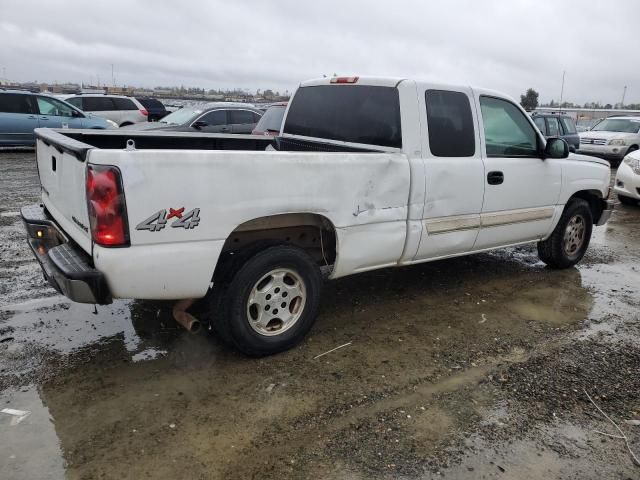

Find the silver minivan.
[{"left": 63, "top": 94, "right": 148, "bottom": 126}]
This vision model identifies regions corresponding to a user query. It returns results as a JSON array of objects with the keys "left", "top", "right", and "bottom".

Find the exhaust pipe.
[{"left": 172, "top": 299, "right": 201, "bottom": 333}]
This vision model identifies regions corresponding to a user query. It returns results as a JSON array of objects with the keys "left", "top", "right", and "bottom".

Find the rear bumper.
[
  {"left": 596, "top": 199, "right": 615, "bottom": 226},
  {"left": 21, "top": 204, "right": 112, "bottom": 304}
]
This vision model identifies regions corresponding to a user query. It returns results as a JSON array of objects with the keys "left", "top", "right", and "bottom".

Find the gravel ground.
[{"left": 0, "top": 150, "right": 639, "bottom": 480}]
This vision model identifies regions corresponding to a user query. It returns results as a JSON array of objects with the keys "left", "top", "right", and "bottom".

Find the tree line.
[{"left": 520, "top": 88, "right": 640, "bottom": 111}]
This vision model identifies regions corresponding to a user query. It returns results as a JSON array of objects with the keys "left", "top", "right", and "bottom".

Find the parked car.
[
  {"left": 614, "top": 150, "right": 640, "bottom": 205},
  {"left": 252, "top": 102, "right": 287, "bottom": 136},
  {"left": 22, "top": 75, "right": 613, "bottom": 356},
  {"left": 120, "top": 103, "right": 263, "bottom": 134},
  {"left": 136, "top": 97, "right": 168, "bottom": 122},
  {"left": 0, "top": 89, "right": 113, "bottom": 146},
  {"left": 62, "top": 94, "right": 148, "bottom": 126},
  {"left": 576, "top": 118, "right": 601, "bottom": 132},
  {"left": 532, "top": 113, "right": 580, "bottom": 152},
  {"left": 578, "top": 116, "right": 640, "bottom": 167}
]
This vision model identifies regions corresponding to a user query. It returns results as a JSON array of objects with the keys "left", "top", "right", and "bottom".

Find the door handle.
[
  {"left": 28, "top": 115, "right": 37, "bottom": 119},
  {"left": 39, "top": 116, "right": 49, "bottom": 120},
  {"left": 220, "top": 126, "right": 229, "bottom": 132},
  {"left": 487, "top": 171, "right": 504, "bottom": 185}
]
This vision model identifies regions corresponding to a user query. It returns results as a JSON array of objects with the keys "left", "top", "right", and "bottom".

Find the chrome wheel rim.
[
  {"left": 246, "top": 268, "right": 306, "bottom": 336},
  {"left": 563, "top": 214, "right": 586, "bottom": 256}
]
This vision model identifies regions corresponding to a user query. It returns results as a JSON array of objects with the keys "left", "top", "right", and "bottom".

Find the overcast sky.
[{"left": 0, "top": 0, "right": 638, "bottom": 104}]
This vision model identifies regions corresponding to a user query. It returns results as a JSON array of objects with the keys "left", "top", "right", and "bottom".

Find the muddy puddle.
[{"left": 1, "top": 152, "right": 639, "bottom": 479}]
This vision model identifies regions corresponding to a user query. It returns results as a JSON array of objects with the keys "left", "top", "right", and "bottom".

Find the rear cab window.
[
  {"left": 284, "top": 85, "right": 402, "bottom": 148},
  {"left": 425, "top": 90, "right": 475, "bottom": 157}
]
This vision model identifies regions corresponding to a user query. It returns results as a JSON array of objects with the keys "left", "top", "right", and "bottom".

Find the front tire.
[
  {"left": 537, "top": 199, "right": 593, "bottom": 269},
  {"left": 212, "top": 245, "right": 322, "bottom": 356}
]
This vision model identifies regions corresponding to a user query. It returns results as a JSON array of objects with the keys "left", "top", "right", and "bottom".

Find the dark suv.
[
  {"left": 532, "top": 113, "right": 580, "bottom": 152},
  {"left": 136, "top": 97, "right": 168, "bottom": 122}
]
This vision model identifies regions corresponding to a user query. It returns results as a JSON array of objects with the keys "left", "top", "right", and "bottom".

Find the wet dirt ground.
[{"left": 0, "top": 150, "right": 639, "bottom": 480}]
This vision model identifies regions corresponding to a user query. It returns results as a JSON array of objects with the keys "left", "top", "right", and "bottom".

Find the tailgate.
[{"left": 35, "top": 129, "right": 93, "bottom": 253}]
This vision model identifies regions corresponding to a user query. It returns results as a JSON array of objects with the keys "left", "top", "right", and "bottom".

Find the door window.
[
  {"left": 546, "top": 117, "right": 560, "bottom": 136},
  {"left": 83, "top": 97, "right": 116, "bottom": 111},
  {"left": 559, "top": 117, "right": 577, "bottom": 134},
  {"left": 425, "top": 90, "right": 475, "bottom": 157},
  {"left": 230, "top": 110, "right": 257, "bottom": 124},
  {"left": 480, "top": 96, "right": 539, "bottom": 157},
  {"left": 36, "top": 97, "right": 76, "bottom": 117},
  {"left": 198, "top": 110, "right": 227, "bottom": 126},
  {"left": 0, "top": 93, "right": 34, "bottom": 114},
  {"left": 533, "top": 116, "right": 547, "bottom": 135}
]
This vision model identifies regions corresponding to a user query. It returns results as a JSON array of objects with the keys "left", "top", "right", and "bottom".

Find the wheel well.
[
  {"left": 213, "top": 213, "right": 337, "bottom": 282},
  {"left": 569, "top": 190, "right": 604, "bottom": 223}
]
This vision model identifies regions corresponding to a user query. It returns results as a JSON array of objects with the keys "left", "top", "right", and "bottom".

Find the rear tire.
[
  {"left": 211, "top": 245, "right": 322, "bottom": 356},
  {"left": 537, "top": 199, "right": 593, "bottom": 269},
  {"left": 618, "top": 194, "right": 637, "bottom": 206}
]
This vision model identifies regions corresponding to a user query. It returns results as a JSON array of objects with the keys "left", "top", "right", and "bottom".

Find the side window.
[
  {"left": 112, "top": 97, "right": 138, "bottom": 110},
  {"left": 230, "top": 110, "right": 257, "bottom": 124},
  {"left": 37, "top": 97, "right": 76, "bottom": 117},
  {"left": 533, "top": 117, "right": 547, "bottom": 135},
  {"left": 66, "top": 97, "right": 83, "bottom": 109},
  {"left": 479, "top": 96, "right": 539, "bottom": 157},
  {"left": 425, "top": 90, "right": 475, "bottom": 157},
  {"left": 547, "top": 117, "right": 560, "bottom": 136},
  {"left": 0, "top": 93, "right": 34, "bottom": 114},
  {"left": 83, "top": 97, "right": 116, "bottom": 111},
  {"left": 198, "top": 110, "right": 227, "bottom": 126},
  {"left": 560, "top": 117, "right": 577, "bottom": 134}
]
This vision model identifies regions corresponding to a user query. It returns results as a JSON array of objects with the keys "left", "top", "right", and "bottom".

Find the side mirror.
[
  {"left": 543, "top": 137, "right": 569, "bottom": 159},
  {"left": 192, "top": 120, "right": 208, "bottom": 129},
  {"left": 72, "top": 110, "right": 83, "bottom": 118}
]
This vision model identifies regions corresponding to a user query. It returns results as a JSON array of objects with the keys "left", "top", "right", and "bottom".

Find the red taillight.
[
  {"left": 86, "top": 165, "right": 129, "bottom": 247},
  {"left": 330, "top": 76, "right": 359, "bottom": 84},
  {"left": 140, "top": 109, "right": 148, "bottom": 116}
]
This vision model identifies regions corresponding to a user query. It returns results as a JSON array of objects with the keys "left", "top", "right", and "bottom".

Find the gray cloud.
[{"left": 0, "top": 0, "right": 638, "bottom": 104}]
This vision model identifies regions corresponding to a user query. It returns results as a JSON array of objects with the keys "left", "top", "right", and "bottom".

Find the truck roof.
[{"left": 298, "top": 76, "right": 517, "bottom": 103}]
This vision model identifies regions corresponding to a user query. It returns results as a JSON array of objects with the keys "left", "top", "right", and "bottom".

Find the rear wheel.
[
  {"left": 211, "top": 245, "right": 322, "bottom": 356},
  {"left": 537, "top": 199, "right": 593, "bottom": 269}
]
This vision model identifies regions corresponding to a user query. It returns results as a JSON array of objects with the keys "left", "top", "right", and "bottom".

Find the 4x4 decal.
[{"left": 136, "top": 207, "right": 200, "bottom": 232}]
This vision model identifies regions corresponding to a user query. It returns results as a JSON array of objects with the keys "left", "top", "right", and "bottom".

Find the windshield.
[
  {"left": 159, "top": 107, "right": 202, "bottom": 125},
  {"left": 254, "top": 105, "right": 286, "bottom": 132},
  {"left": 591, "top": 118, "right": 640, "bottom": 133}
]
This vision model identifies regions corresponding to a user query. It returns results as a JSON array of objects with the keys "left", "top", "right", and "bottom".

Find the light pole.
[{"left": 559, "top": 71, "right": 566, "bottom": 112}]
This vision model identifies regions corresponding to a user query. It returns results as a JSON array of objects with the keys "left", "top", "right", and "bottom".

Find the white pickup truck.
[{"left": 22, "top": 76, "right": 614, "bottom": 356}]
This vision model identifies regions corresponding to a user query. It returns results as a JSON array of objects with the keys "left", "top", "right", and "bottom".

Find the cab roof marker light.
[{"left": 330, "top": 76, "right": 359, "bottom": 84}]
